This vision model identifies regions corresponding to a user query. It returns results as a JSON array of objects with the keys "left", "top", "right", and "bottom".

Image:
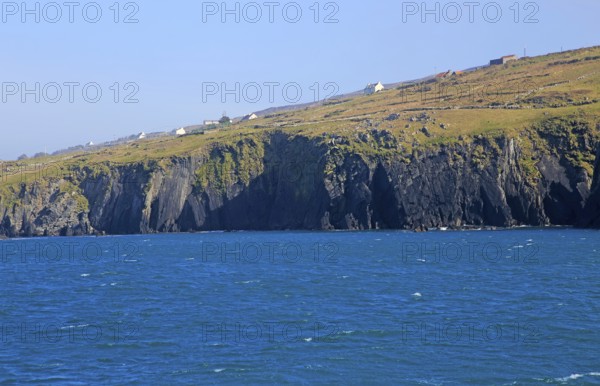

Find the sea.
[{"left": 1, "top": 229, "right": 599, "bottom": 385}]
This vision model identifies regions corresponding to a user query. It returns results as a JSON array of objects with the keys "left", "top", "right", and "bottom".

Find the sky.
[{"left": 0, "top": 0, "right": 598, "bottom": 160}]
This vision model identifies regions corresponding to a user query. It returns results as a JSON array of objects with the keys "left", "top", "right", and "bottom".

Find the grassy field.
[{"left": 1, "top": 46, "right": 599, "bottom": 191}]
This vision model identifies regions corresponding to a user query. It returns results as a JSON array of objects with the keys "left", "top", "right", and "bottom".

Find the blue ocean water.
[{"left": 1, "top": 229, "right": 599, "bottom": 385}]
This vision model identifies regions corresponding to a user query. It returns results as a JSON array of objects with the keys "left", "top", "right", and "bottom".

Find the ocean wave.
[{"left": 555, "top": 372, "right": 600, "bottom": 383}]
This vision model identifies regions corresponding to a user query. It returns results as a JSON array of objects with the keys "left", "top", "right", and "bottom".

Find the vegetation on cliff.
[{"left": 1, "top": 46, "right": 599, "bottom": 236}]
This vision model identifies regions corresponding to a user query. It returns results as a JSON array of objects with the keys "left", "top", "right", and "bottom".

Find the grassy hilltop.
[{"left": 3, "top": 46, "right": 600, "bottom": 182}]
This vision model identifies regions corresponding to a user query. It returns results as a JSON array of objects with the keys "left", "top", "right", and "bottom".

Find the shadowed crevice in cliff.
[
  {"left": 80, "top": 166, "right": 150, "bottom": 234},
  {"left": 325, "top": 154, "right": 373, "bottom": 230},
  {"left": 479, "top": 183, "right": 511, "bottom": 227},
  {"left": 369, "top": 163, "right": 401, "bottom": 229},
  {"left": 154, "top": 133, "right": 332, "bottom": 232},
  {"left": 579, "top": 146, "right": 600, "bottom": 227},
  {"left": 537, "top": 156, "right": 590, "bottom": 225}
]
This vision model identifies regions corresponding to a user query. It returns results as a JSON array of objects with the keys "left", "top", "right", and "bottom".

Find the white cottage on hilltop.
[
  {"left": 241, "top": 113, "right": 258, "bottom": 121},
  {"left": 174, "top": 128, "right": 186, "bottom": 136},
  {"left": 364, "top": 82, "right": 385, "bottom": 95}
]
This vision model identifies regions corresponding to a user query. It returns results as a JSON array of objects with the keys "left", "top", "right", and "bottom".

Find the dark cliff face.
[
  {"left": 80, "top": 165, "right": 151, "bottom": 234},
  {"left": 579, "top": 146, "right": 600, "bottom": 227},
  {"left": 0, "top": 129, "right": 598, "bottom": 237},
  {"left": 319, "top": 135, "right": 589, "bottom": 230},
  {"left": 146, "top": 134, "right": 331, "bottom": 232},
  {"left": 0, "top": 181, "right": 92, "bottom": 237}
]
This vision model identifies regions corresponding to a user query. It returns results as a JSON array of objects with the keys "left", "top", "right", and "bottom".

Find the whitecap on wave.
[
  {"left": 555, "top": 372, "right": 600, "bottom": 382},
  {"left": 237, "top": 280, "right": 261, "bottom": 284},
  {"left": 556, "top": 374, "right": 584, "bottom": 382}
]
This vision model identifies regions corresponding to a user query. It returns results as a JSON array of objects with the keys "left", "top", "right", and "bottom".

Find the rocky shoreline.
[{"left": 2, "top": 125, "right": 600, "bottom": 238}]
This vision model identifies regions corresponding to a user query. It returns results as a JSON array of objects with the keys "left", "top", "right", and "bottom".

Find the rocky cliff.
[
  {"left": 580, "top": 145, "right": 600, "bottom": 228},
  {"left": 1, "top": 117, "right": 598, "bottom": 237}
]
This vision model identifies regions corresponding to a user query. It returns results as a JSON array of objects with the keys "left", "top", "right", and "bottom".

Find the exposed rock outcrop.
[
  {"left": 1, "top": 122, "right": 599, "bottom": 237},
  {"left": 579, "top": 145, "right": 600, "bottom": 227}
]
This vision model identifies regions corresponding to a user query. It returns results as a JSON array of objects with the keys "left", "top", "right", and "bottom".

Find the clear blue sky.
[{"left": 1, "top": 0, "right": 598, "bottom": 160}]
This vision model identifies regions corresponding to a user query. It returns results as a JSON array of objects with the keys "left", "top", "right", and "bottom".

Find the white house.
[
  {"left": 138, "top": 132, "right": 146, "bottom": 139},
  {"left": 242, "top": 113, "right": 258, "bottom": 121},
  {"left": 364, "top": 82, "right": 385, "bottom": 95},
  {"left": 174, "top": 128, "right": 186, "bottom": 136},
  {"left": 204, "top": 120, "right": 220, "bottom": 126},
  {"left": 85, "top": 141, "right": 94, "bottom": 147}
]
